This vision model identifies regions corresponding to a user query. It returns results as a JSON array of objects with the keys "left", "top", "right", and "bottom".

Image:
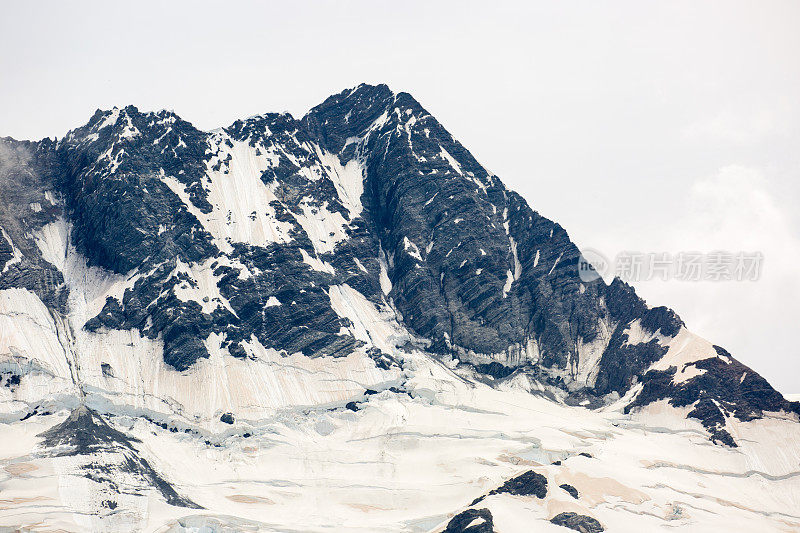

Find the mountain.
[{"left": 0, "top": 84, "right": 798, "bottom": 532}]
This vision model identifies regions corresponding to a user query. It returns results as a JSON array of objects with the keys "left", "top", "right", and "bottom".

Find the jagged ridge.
[{"left": 0, "top": 83, "right": 797, "bottom": 449}]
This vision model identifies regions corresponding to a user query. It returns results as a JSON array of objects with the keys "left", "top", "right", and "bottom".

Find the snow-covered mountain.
[{"left": 0, "top": 84, "right": 798, "bottom": 532}]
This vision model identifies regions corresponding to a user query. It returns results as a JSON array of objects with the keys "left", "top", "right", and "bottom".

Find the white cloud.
[{"left": 628, "top": 165, "right": 800, "bottom": 394}]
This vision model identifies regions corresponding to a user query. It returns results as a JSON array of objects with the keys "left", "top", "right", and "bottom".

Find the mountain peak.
[
  {"left": 1, "top": 89, "right": 797, "bottom": 437},
  {"left": 1, "top": 84, "right": 798, "bottom": 532}
]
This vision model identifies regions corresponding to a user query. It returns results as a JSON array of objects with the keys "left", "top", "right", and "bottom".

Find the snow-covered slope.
[
  {"left": 1, "top": 323, "right": 798, "bottom": 532},
  {"left": 0, "top": 84, "right": 798, "bottom": 532}
]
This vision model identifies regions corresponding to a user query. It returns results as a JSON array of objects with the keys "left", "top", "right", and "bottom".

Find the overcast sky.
[{"left": 2, "top": 1, "right": 798, "bottom": 393}]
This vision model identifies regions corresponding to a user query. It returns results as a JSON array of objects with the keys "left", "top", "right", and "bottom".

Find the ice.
[
  {"left": 378, "top": 245, "right": 393, "bottom": 295},
  {"left": 171, "top": 258, "right": 237, "bottom": 316},
  {"left": 503, "top": 270, "right": 514, "bottom": 298},
  {"left": 0, "top": 226, "right": 22, "bottom": 273},
  {"left": 161, "top": 134, "right": 299, "bottom": 254},
  {"left": 645, "top": 326, "right": 728, "bottom": 384},
  {"left": 295, "top": 199, "right": 349, "bottom": 254},
  {"left": 34, "top": 219, "right": 133, "bottom": 326},
  {"left": 152, "top": 126, "right": 172, "bottom": 145},
  {"left": 119, "top": 112, "right": 140, "bottom": 140},
  {"left": 202, "top": 135, "right": 296, "bottom": 247},
  {"left": 299, "top": 248, "right": 336, "bottom": 274},
  {"left": 96, "top": 108, "right": 120, "bottom": 131},
  {"left": 403, "top": 237, "right": 422, "bottom": 261},
  {"left": 353, "top": 257, "right": 369, "bottom": 273},
  {"left": 548, "top": 251, "right": 564, "bottom": 275},
  {"left": 328, "top": 283, "right": 411, "bottom": 354},
  {"left": 2, "top": 278, "right": 799, "bottom": 532},
  {"left": 0, "top": 288, "right": 76, "bottom": 406},
  {"left": 510, "top": 236, "right": 522, "bottom": 279},
  {"left": 315, "top": 148, "right": 365, "bottom": 220},
  {"left": 439, "top": 145, "right": 463, "bottom": 175}
]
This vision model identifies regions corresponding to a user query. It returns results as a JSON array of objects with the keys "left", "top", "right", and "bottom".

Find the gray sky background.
[{"left": 2, "top": 1, "right": 798, "bottom": 393}]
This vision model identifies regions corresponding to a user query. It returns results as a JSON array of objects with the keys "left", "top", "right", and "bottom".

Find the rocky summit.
[{"left": 0, "top": 84, "right": 798, "bottom": 532}]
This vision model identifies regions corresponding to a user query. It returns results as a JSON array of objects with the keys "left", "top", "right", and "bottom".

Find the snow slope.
[
  {"left": 1, "top": 267, "right": 799, "bottom": 532},
  {"left": 1, "top": 85, "right": 798, "bottom": 532}
]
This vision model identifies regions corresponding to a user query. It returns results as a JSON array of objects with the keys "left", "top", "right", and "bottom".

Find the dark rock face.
[
  {"left": 38, "top": 406, "right": 199, "bottom": 508},
  {"left": 60, "top": 106, "right": 369, "bottom": 370},
  {"left": 626, "top": 345, "right": 800, "bottom": 446},
  {"left": 473, "top": 362, "right": 515, "bottom": 379},
  {"left": 444, "top": 508, "right": 494, "bottom": 533},
  {"left": 305, "top": 85, "right": 616, "bottom": 372},
  {"left": 2, "top": 372, "right": 21, "bottom": 389},
  {"left": 56, "top": 107, "right": 214, "bottom": 274},
  {"left": 471, "top": 470, "right": 548, "bottom": 505},
  {"left": 0, "top": 137, "right": 67, "bottom": 311},
  {"left": 1, "top": 83, "right": 796, "bottom": 443},
  {"left": 593, "top": 281, "right": 682, "bottom": 395},
  {"left": 550, "top": 512, "right": 604, "bottom": 532},
  {"left": 488, "top": 470, "right": 548, "bottom": 498},
  {"left": 559, "top": 483, "right": 579, "bottom": 499}
]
